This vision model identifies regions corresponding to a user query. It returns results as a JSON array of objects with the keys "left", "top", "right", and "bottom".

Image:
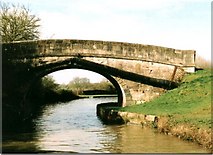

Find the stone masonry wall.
[{"left": 85, "top": 57, "right": 186, "bottom": 106}]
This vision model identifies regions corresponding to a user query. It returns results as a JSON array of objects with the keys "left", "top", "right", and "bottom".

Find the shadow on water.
[
  {"left": 2, "top": 108, "right": 40, "bottom": 153},
  {"left": 2, "top": 97, "right": 52, "bottom": 153}
]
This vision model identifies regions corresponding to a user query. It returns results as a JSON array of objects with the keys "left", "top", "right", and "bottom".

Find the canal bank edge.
[{"left": 96, "top": 104, "right": 212, "bottom": 152}]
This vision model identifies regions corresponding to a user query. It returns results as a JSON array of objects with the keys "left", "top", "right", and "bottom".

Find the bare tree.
[
  {"left": 0, "top": 2, "right": 40, "bottom": 43},
  {"left": 195, "top": 55, "right": 212, "bottom": 69}
]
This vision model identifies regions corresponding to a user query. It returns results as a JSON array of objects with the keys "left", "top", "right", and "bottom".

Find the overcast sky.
[{"left": 2, "top": 0, "right": 212, "bottom": 84}]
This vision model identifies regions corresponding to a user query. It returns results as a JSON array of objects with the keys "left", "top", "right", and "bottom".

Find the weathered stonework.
[
  {"left": 2, "top": 39, "right": 196, "bottom": 108},
  {"left": 3, "top": 39, "right": 195, "bottom": 69},
  {"left": 84, "top": 57, "right": 185, "bottom": 106},
  {"left": 116, "top": 78, "right": 166, "bottom": 106}
]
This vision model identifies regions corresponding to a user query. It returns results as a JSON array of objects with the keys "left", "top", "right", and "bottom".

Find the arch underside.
[{"left": 30, "top": 58, "right": 125, "bottom": 107}]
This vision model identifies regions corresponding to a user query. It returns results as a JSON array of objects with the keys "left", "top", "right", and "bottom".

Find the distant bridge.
[{"left": 2, "top": 39, "right": 195, "bottom": 117}]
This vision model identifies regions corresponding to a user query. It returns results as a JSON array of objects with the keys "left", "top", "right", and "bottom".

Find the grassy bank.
[
  {"left": 120, "top": 69, "right": 212, "bottom": 150},
  {"left": 121, "top": 69, "right": 211, "bottom": 129}
]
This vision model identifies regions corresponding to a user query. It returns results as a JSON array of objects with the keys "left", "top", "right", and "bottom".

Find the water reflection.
[
  {"left": 2, "top": 121, "right": 39, "bottom": 153},
  {"left": 101, "top": 125, "right": 207, "bottom": 153},
  {"left": 2, "top": 97, "right": 210, "bottom": 153},
  {"left": 34, "top": 98, "right": 116, "bottom": 153}
]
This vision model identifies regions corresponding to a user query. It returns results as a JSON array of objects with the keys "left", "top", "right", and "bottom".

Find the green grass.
[{"left": 120, "top": 69, "right": 212, "bottom": 129}]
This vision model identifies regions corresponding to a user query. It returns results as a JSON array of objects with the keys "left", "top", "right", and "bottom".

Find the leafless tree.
[{"left": 0, "top": 2, "right": 40, "bottom": 43}]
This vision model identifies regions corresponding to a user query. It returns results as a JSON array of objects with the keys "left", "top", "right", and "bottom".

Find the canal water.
[{"left": 2, "top": 97, "right": 209, "bottom": 153}]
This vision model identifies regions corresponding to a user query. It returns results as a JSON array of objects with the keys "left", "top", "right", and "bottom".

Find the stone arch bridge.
[{"left": 2, "top": 39, "right": 195, "bottom": 113}]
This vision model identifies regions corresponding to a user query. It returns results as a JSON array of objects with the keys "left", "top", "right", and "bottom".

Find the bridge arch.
[{"left": 24, "top": 62, "right": 126, "bottom": 108}]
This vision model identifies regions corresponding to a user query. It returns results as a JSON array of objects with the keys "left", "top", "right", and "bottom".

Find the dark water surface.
[{"left": 2, "top": 97, "right": 210, "bottom": 153}]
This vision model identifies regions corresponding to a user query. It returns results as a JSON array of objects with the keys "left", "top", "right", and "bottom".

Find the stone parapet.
[{"left": 2, "top": 39, "right": 196, "bottom": 69}]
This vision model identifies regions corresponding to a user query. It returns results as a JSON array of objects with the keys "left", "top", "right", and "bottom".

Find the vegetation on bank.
[
  {"left": 120, "top": 69, "right": 212, "bottom": 129},
  {"left": 57, "top": 77, "right": 116, "bottom": 95},
  {"left": 29, "top": 77, "right": 75, "bottom": 105},
  {"left": 30, "top": 75, "right": 117, "bottom": 104}
]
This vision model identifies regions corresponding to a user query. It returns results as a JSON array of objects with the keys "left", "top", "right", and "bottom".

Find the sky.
[
  {"left": 2, "top": 0, "right": 212, "bottom": 84},
  {"left": 49, "top": 69, "right": 106, "bottom": 84}
]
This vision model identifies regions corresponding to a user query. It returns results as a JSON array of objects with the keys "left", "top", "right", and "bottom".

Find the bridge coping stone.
[{"left": 2, "top": 39, "right": 196, "bottom": 69}]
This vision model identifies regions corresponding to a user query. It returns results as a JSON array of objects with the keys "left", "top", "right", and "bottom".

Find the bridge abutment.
[{"left": 116, "top": 78, "right": 166, "bottom": 106}]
